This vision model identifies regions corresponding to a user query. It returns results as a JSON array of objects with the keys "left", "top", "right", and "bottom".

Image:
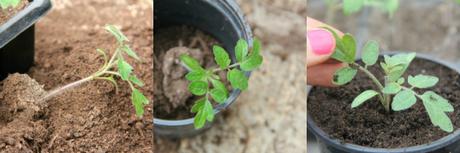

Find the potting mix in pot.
[{"left": 308, "top": 29, "right": 460, "bottom": 148}]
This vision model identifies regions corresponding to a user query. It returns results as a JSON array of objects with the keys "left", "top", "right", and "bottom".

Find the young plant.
[
  {"left": 0, "top": 0, "right": 20, "bottom": 9},
  {"left": 41, "top": 25, "right": 149, "bottom": 118},
  {"left": 179, "top": 38, "right": 263, "bottom": 129},
  {"left": 325, "top": 28, "right": 455, "bottom": 132}
]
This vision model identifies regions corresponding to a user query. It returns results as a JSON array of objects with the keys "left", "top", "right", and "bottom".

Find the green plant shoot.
[
  {"left": 180, "top": 38, "right": 263, "bottom": 129},
  {"left": 325, "top": 28, "right": 454, "bottom": 132},
  {"left": 41, "top": 25, "right": 149, "bottom": 118},
  {"left": 341, "top": 0, "right": 399, "bottom": 16},
  {"left": 0, "top": 0, "right": 20, "bottom": 9}
]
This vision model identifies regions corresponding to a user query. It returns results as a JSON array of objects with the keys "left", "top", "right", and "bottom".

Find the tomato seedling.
[{"left": 180, "top": 38, "right": 263, "bottom": 129}]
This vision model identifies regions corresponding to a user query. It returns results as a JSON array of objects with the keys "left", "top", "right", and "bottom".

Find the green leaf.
[
  {"left": 362, "top": 40, "right": 379, "bottom": 66},
  {"left": 129, "top": 75, "right": 144, "bottom": 87},
  {"left": 343, "top": 0, "right": 364, "bottom": 15},
  {"left": 185, "top": 70, "right": 207, "bottom": 81},
  {"left": 204, "top": 100, "right": 214, "bottom": 121},
  {"left": 210, "top": 89, "right": 227, "bottom": 103},
  {"left": 227, "top": 69, "right": 248, "bottom": 90},
  {"left": 342, "top": 34, "right": 357, "bottom": 62},
  {"left": 131, "top": 88, "right": 149, "bottom": 117},
  {"left": 211, "top": 79, "right": 228, "bottom": 97},
  {"left": 422, "top": 91, "right": 454, "bottom": 112},
  {"left": 252, "top": 38, "right": 262, "bottom": 55},
  {"left": 382, "top": 82, "right": 401, "bottom": 94},
  {"left": 240, "top": 54, "right": 263, "bottom": 71},
  {"left": 191, "top": 98, "right": 205, "bottom": 113},
  {"left": 383, "top": 53, "right": 416, "bottom": 82},
  {"left": 332, "top": 67, "right": 357, "bottom": 85},
  {"left": 392, "top": 90, "right": 416, "bottom": 111},
  {"left": 397, "top": 77, "right": 405, "bottom": 85},
  {"left": 0, "top": 0, "right": 19, "bottom": 9},
  {"left": 193, "top": 99, "right": 214, "bottom": 129},
  {"left": 179, "top": 54, "right": 204, "bottom": 71},
  {"left": 213, "top": 45, "right": 231, "bottom": 69},
  {"left": 421, "top": 91, "right": 454, "bottom": 132},
  {"left": 122, "top": 45, "right": 140, "bottom": 61},
  {"left": 351, "top": 90, "right": 379, "bottom": 108},
  {"left": 188, "top": 81, "right": 208, "bottom": 96},
  {"left": 456, "top": 0, "right": 460, "bottom": 4},
  {"left": 322, "top": 27, "right": 349, "bottom": 63},
  {"left": 117, "top": 59, "right": 133, "bottom": 80},
  {"left": 235, "top": 39, "right": 249, "bottom": 62},
  {"left": 383, "top": 0, "right": 399, "bottom": 16},
  {"left": 105, "top": 25, "right": 128, "bottom": 42},
  {"left": 408, "top": 75, "right": 439, "bottom": 89}
]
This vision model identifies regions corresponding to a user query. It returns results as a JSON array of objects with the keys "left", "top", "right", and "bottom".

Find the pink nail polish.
[{"left": 307, "top": 29, "right": 335, "bottom": 55}]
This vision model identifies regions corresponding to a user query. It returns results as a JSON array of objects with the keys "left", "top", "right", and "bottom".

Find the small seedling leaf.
[
  {"left": 421, "top": 92, "right": 454, "bottom": 132},
  {"left": 382, "top": 82, "right": 401, "bottom": 94},
  {"left": 342, "top": 34, "right": 357, "bottom": 62},
  {"left": 191, "top": 98, "right": 205, "bottom": 113},
  {"left": 213, "top": 45, "right": 231, "bottom": 69},
  {"left": 351, "top": 90, "right": 379, "bottom": 108},
  {"left": 397, "top": 77, "right": 405, "bottom": 85},
  {"left": 185, "top": 70, "right": 207, "bottom": 81},
  {"left": 194, "top": 107, "right": 207, "bottom": 129},
  {"left": 131, "top": 88, "right": 149, "bottom": 117},
  {"left": 188, "top": 81, "right": 208, "bottom": 96},
  {"left": 392, "top": 90, "right": 416, "bottom": 111},
  {"left": 129, "top": 75, "right": 144, "bottom": 87},
  {"left": 227, "top": 69, "right": 248, "bottom": 90},
  {"left": 117, "top": 59, "right": 133, "bottom": 80},
  {"left": 235, "top": 39, "right": 249, "bottom": 62},
  {"left": 240, "top": 54, "right": 263, "bottom": 71},
  {"left": 343, "top": 0, "right": 364, "bottom": 15},
  {"left": 210, "top": 88, "right": 227, "bottom": 103},
  {"left": 105, "top": 25, "right": 128, "bottom": 42},
  {"left": 322, "top": 27, "right": 351, "bottom": 63},
  {"left": 122, "top": 45, "right": 140, "bottom": 61},
  {"left": 332, "top": 67, "right": 357, "bottom": 85},
  {"left": 180, "top": 54, "right": 204, "bottom": 71},
  {"left": 421, "top": 91, "right": 454, "bottom": 112},
  {"left": 408, "top": 75, "right": 439, "bottom": 89},
  {"left": 204, "top": 100, "right": 214, "bottom": 121},
  {"left": 252, "top": 38, "right": 262, "bottom": 55},
  {"left": 383, "top": 53, "right": 416, "bottom": 82},
  {"left": 211, "top": 79, "right": 228, "bottom": 97},
  {"left": 362, "top": 40, "right": 379, "bottom": 66}
]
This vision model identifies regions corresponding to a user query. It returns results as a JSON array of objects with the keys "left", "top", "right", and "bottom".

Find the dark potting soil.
[
  {"left": 308, "top": 57, "right": 460, "bottom": 148},
  {"left": 154, "top": 26, "right": 225, "bottom": 120},
  {"left": 0, "top": 0, "right": 29, "bottom": 25}
]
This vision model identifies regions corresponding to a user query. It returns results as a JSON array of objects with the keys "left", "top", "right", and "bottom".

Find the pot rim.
[
  {"left": 307, "top": 51, "right": 460, "bottom": 152},
  {"left": 153, "top": 0, "right": 253, "bottom": 127}
]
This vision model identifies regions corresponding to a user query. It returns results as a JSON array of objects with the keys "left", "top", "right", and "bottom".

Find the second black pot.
[{"left": 153, "top": 0, "right": 253, "bottom": 138}]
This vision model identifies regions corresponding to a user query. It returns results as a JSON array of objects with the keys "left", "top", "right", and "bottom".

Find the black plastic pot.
[
  {"left": 0, "top": 0, "right": 51, "bottom": 80},
  {"left": 153, "top": 0, "right": 253, "bottom": 138},
  {"left": 307, "top": 52, "right": 460, "bottom": 153}
]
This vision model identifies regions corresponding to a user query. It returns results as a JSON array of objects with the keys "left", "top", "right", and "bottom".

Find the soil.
[
  {"left": 153, "top": 26, "right": 223, "bottom": 120},
  {"left": 0, "top": 0, "right": 154, "bottom": 152},
  {"left": 308, "top": 57, "right": 460, "bottom": 148},
  {"left": 0, "top": 0, "right": 29, "bottom": 25}
]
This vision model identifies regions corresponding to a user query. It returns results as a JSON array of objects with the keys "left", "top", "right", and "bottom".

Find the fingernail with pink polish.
[{"left": 307, "top": 29, "right": 335, "bottom": 55}]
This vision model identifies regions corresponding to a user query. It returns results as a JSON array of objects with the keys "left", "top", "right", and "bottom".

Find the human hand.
[{"left": 307, "top": 17, "right": 345, "bottom": 87}]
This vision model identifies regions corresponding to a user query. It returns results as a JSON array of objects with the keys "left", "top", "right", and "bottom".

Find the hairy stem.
[
  {"left": 352, "top": 63, "right": 389, "bottom": 111},
  {"left": 40, "top": 76, "right": 95, "bottom": 102},
  {"left": 213, "top": 63, "right": 240, "bottom": 72}
]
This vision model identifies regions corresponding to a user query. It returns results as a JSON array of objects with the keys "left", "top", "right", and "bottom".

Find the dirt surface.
[
  {"left": 0, "top": 73, "right": 47, "bottom": 152},
  {"left": 154, "top": 26, "right": 221, "bottom": 120},
  {"left": 3, "top": 0, "right": 154, "bottom": 152},
  {"left": 308, "top": 58, "right": 460, "bottom": 148},
  {"left": 155, "top": 0, "right": 307, "bottom": 152},
  {"left": 0, "top": 0, "right": 28, "bottom": 25}
]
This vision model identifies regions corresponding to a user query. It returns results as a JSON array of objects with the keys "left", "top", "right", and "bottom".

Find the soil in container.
[
  {"left": 154, "top": 25, "right": 228, "bottom": 120},
  {"left": 0, "top": 0, "right": 29, "bottom": 25},
  {"left": 308, "top": 57, "right": 460, "bottom": 148}
]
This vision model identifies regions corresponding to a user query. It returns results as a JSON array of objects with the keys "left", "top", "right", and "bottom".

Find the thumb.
[{"left": 306, "top": 17, "right": 343, "bottom": 67}]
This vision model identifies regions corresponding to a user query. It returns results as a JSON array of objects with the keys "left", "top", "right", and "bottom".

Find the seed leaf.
[
  {"left": 211, "top": 79, "right": 228, "bottom": 98},
  {"left": 131, "top": 88, "right": 149, "bottom": 117},
  {"left": 408, "top": 75, "right": 439, "bottom": 88},
  {"left": 105, "top": 25, "right": 128, "bottom": 42},
  {"left": 421, "top": 91, "right": 454, "bottom": 132},
  {"left": 343, "top": 0, "right": 364, "bottom": 15},
  {"left": 117, "top": 59, "right": 133, "bottom": 80},
  {"left": 180, "top": 54, "right": 204, "bottom": 71},
  {"left": 382, "top": 82, "right": 401, "bottom": 94},
  {"left": 252, "top": 38, "right": 262, "bottom": 55},
  {"left": 227, "top": 69, "right": 248, "bottom": 90},
  {"left": 392, "top": 90, "right": 416, "bottom": 111},
  {"left": 332, "top": 67, "right": 357, "bottom": 85},
  {"left": 240, "top": 54, "right": 263, "bottom": 71},
  {"left": 322, "top": 27, "right": 351, "bottom": 63},
  {"left": 213, "top": 45, "right": 231, "bottom": 69},
  {"left": 362, "top": 40, "right": 379, "bottom": 66},
  {"left": 351, "top": 90, "right": 379, "bottom": 108},
  {"left": 122, "top": 45, "right": 140, "bottom": 61},
  {"left": 210, "top": 88, "right": 227, "bottom": 103},
  {"left": 188, "top": 81, "right": 208, "bottom": 96},
  {"left": 129, "top": 75, "right": 144, "bottom": 87},
  {"left": 235, "top": 39, "right": 249, "bottom": 62},
  {"left": 342, "top": 34, "right": 357, "bottom": 62},
  {"left": 185, "top": 70, "right": 207, "bottom": 81}
]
